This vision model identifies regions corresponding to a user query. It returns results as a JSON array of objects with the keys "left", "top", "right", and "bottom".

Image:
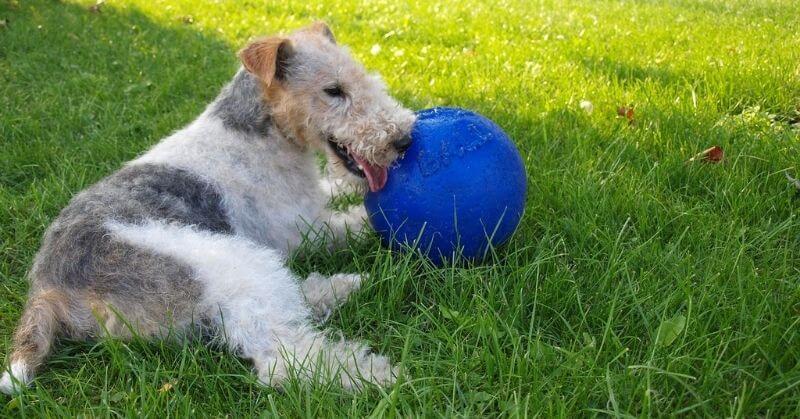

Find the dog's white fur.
[
  {"left": 106, "top": 220, "right": 394, "bottom": 389},
  {"left": 0, "top": 362, "right": 29, "bottom": 395},
  {"left": 1, "top": 22, "right": 413, "bottom": 394}
]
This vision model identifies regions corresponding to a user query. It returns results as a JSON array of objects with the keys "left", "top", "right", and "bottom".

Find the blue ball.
[{"left": 365, "top": 107, "right": 527, "bottom": 265}]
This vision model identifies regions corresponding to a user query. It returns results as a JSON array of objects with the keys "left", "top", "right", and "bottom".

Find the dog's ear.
[
  {"left": 308, "top": 21, "right": 336, "bottom": 44},
  {"left": 239, "top": 37, "right": 295, "bottom": 86}
]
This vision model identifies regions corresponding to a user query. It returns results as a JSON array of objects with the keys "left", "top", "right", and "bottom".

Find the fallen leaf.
[
  {"left": 617, "top": 106, "right": 635, "bottom": 124},
  {"left": 655, "top": 314, "right": 686, "bottom": 347},
  {"left": 704, "top": 146, "right": 724, "bottom": 162},
  {"left": 159, "top": 381, "right": 175, "bottom": 393},
  {"left": 89, "top": 1, "right": 105, "bottom": 13},
  {"left": 687, "top": 146, "right": 724, "bottom": 163},
  {"left": 180, "top": 15, "right": 194, "bottom": 25}
]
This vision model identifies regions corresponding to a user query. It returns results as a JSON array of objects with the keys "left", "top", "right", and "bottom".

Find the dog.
[{"left": 0, "top": 22, "right": 416, "bottom": 394}]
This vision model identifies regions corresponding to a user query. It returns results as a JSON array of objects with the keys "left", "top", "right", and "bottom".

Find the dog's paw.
[
  {"left": 341, "top": 350, "right": 397, "bottom": 390},
  {"left": 328, "top": 273, "right": 364, "bottom": 297},
  {"left": 303, "top": 273, "right": 366, "bottom": 321}
]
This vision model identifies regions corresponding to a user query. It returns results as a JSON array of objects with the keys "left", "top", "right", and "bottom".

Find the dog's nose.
[{"left": 392, "top": 135, "right": 412, "bottom": 153}]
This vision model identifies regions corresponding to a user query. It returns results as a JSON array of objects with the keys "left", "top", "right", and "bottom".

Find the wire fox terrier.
[{"left": 0, "top": 22, "right": 416, "bottom": 394}]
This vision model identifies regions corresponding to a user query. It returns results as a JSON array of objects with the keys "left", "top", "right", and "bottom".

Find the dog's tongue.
[{"left": 352, "top": 154, "right": 387, "bottom": 192}]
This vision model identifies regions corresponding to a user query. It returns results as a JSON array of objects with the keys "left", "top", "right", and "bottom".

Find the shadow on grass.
[{"left": 0, "top": 0, "right": 234, "bottom": 193}]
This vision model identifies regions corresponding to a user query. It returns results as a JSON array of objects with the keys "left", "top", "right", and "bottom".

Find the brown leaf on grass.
[
  {"left": 687, "top": 146, "right": 724, "bottom": 163},
  {"left": 617, "top": 106, "right": 635, "bottom": 124},
  {"left": 89, "top": 1, "right": 105, "bottom": 14},
  {"left": 703, "top": 146, "right": 724, "bottom": 162},
  {"left": 158, "top": 381, "right": 175, "bottom": 393}
]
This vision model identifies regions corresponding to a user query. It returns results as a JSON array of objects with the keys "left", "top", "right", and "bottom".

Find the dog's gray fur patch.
[
  {"left": 209, "top": 69, "right": 272, "bottom": 135},
  {"left": 31, "top": 164, "right": 231, "bottom": 299}
]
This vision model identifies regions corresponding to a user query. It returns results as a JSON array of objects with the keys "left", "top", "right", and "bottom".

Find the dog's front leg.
[{"left": 322, "top": 205, "right": 368, "bottom": 250}]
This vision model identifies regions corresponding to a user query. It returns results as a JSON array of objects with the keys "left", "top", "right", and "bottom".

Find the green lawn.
[{"left": 2, "top": 0, "right": 800, "bottom": 416}]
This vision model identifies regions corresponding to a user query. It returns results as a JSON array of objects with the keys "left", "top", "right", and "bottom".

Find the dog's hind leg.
[{"left": 106, "top": 220, "right": 394, "bottom": 391}]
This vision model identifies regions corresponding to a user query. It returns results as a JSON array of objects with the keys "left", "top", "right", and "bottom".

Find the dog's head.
[{"left": 239, "top": 22, "right": 416, "bottom": 192}]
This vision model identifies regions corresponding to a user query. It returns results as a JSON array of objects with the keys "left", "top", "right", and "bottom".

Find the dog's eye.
[{"left": 323, "top": 85, "right": 344, "bottom": 98}]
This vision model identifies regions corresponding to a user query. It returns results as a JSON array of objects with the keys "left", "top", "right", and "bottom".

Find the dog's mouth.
[{"left": 327, "top": 137, "right": 388, "bottom": 192}]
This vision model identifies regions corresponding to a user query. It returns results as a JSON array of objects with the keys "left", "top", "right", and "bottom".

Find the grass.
[{"left": 1, "top": 0, "right": 800, "bottom": 416}]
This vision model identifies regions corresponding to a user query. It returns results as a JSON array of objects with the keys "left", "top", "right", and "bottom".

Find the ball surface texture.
[{"left": 365, "top": 107, "right": 526, "bottom": 264}]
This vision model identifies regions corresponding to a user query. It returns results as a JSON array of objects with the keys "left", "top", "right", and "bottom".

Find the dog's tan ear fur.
[
  {"left": 239, "top": 37, "right": 294, "bottom": 86},
  {"left": 308, "top": 21, "right": 335, "bottom": 44}
]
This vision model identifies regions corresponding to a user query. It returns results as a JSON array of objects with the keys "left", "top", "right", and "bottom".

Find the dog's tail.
[{"left": 0, "top": 289, "right": 67, "bottom": 395}]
